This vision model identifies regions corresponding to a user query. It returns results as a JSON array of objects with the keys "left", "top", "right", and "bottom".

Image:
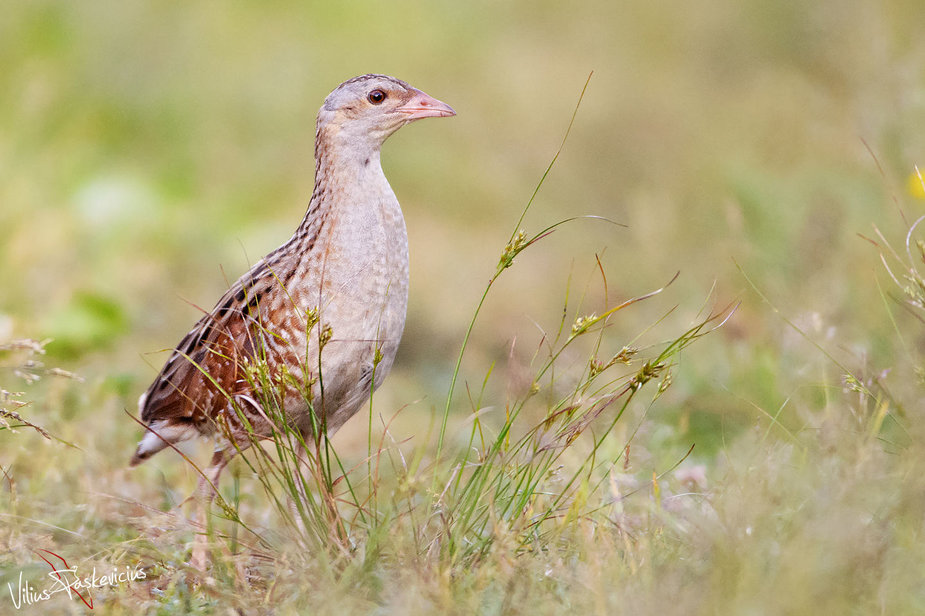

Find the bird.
[{"left": 129, "top": 74, "right": 454, "bottom": 530}]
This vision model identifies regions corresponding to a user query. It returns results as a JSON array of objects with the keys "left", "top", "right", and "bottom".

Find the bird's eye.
[{"left": 367, "top": 89, "right": 387, "bottom": 104}]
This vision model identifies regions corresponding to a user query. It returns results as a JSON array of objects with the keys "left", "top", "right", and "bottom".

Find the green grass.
[{"left": 3, "top": 1, "right": 925, "bottom": 614}]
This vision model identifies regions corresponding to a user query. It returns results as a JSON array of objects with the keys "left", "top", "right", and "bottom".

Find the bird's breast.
[{"left": 285, "top": 177, "right": 409, "bottom": 369}]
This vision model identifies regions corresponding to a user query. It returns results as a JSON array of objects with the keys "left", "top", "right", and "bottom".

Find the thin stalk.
[{"left": 431, "top": 73, "right": 595, "bottom": 485}]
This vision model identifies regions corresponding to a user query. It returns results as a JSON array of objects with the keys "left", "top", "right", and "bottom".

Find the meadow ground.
[{"left": 2, "top": 2, "right": 925, "bottom": 614}]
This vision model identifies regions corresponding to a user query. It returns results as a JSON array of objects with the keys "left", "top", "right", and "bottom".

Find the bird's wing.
[
  {"left": 139, "top": 200, "right": 329, "bottom": 427},
  {"left": 139, "top": 257, "right": 280, "bottom": 425}
]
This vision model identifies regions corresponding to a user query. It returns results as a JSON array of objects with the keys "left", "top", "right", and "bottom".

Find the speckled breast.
[{"left": 273, "top": 184, "right": 410, "bottom": 433}]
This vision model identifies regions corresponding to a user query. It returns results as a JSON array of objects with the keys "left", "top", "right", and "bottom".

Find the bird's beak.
[{"left": 397, "top": 88, "right": 456, "bottom": 121}]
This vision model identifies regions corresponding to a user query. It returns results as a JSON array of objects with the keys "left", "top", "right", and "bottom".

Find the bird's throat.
[{"left": 291, "top": 126, "right": 392, "bottom": 253}]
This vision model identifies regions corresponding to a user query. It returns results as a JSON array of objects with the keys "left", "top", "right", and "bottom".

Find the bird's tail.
[{"left": 129, "top": 419, "right": 199, "bottom": 467}]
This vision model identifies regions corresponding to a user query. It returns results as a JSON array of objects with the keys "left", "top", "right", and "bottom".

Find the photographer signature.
[{"left": 7, "top": 549, "right": 146, "bottom": 610}]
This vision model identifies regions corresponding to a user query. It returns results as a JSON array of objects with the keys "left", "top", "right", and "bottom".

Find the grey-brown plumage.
[{"left": 130, "top": 74, "right": 454, "bottom": 469}]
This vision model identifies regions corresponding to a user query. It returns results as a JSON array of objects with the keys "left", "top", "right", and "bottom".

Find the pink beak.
[{"left": 397, "top": 88, "right": 456, "bottom": 120}]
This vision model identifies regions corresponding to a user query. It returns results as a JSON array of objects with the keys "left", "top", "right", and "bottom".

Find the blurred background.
[{"left": 2, "top": 0, "right": 924, "bottom": 464}]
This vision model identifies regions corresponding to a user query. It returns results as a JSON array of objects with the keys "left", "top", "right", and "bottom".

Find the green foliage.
[{"left": 43, "top": 291, "right": 129, "bottom": 358}]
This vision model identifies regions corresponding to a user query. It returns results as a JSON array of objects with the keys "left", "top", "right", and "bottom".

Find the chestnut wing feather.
[
  {"left": 139, "top": 258, "right": 277, "bottom": 425},
  {"left": 138, "top": 201, "right": 326, "bottom": 428}
]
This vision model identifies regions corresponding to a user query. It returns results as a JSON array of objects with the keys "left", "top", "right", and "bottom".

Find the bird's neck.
[{"left": 291, "top": 123, "right": 389, "bottom": 248}]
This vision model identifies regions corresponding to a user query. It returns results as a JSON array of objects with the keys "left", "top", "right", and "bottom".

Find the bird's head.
[{"left": 316, "top": 74, "right": 455, "bottom": 155}]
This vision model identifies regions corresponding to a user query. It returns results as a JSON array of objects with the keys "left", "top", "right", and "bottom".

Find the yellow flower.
[{"left": 909, "top": 167, "right": 925, "bottom": 200}]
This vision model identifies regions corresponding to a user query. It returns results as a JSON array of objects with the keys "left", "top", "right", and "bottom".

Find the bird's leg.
[{"left": 191, "top": 448, "right": 230, "bottom": 572}]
